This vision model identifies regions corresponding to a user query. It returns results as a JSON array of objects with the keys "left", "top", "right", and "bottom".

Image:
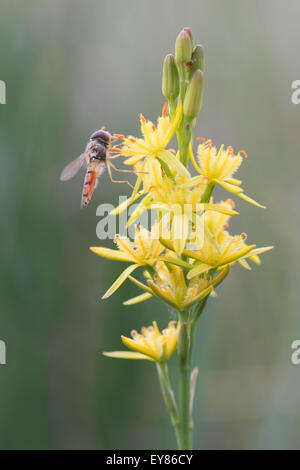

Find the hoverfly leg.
[
  {"left": 108, "top": 161, "right": 136, "bottom": 174},
  {"left": 107, "top": 162, "right": 134, "bottom": 189}
]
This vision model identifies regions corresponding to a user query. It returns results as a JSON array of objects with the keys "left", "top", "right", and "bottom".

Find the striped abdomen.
[{"left": 81, "top": 160, "right": 105, "bottom": 207}]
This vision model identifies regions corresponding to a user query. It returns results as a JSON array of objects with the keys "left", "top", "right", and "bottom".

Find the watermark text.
[
  {"left": 0, "top": 80, "right": 6, "bottom": 104},
  {"left": 0, "top": 340, "right": 6, "bottom": 365},
  {"left": 291, "top": 340, "right": 300, "bottom": 365}
]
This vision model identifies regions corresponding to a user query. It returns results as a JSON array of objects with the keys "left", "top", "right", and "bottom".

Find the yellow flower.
[
  {"left": 123, "top": 259, "right": 229, "bottom": 311},
  {"left": 90, "top": 224, "right": 164, "bottom": 299},
  {"left": 144, "top": 262, "right": 229, "bottom": 312},
  {"left": 103, "top": 321, "right": 179, "bottom": 362},
  {"left": 112, "top": 102, "right": 190, "bottom": 195},
  {"left": 115, "top": 161, "right": 238, "bottom": 256},
  {"left": 187, "top": 138, "right": 265, "bottom": 208},
  {"left": 159, "top": 200, "right": 273, "bottom": 278}
]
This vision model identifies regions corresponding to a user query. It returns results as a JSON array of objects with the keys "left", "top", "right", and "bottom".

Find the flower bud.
[
  {"left": 178, "top": 322, "right": 189, "bottom": 363},
  {"left": 187, "top": 45, "right": 205, "bottom": 80},
  {"left": 162, "top": 54, "right": 179, "bottom": 101},
  {"left": 183, "top": 69, "right": 204, "bottom": 119},
  {"left": 175, "top": 28, "right": 193, "bottom": 64}
]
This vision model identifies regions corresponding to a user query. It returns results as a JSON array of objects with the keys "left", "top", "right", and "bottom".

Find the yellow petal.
[
  {"left": 214, "top": 179, "right": 244, "bottom": 194},
  {"left": 103, "top": 351, "right": 153, "bottom": 360},
  {"left": 220, "top": 245, "right": 256, "bottom": 266},
  {"left": 110, "top": 191, "right": 144, "bottom": 215},
  {"left": 126, "top": 193, "right": 152, "bottom": 228},
  {"left": 128, "top": 275, "right": 153, "bottom": 294},
  {"left": 183, "top": 285, "right": 214, "bottom": 309},
  {"left": 90, "top": 246, "right": 135, "bottom": 263},
  {"left": 225, "top": 177, "right": 242, "bottom": 186},
  {"left": 124, "top": 154, "right": 145, "bottom": 166},
  {"left": 242, "top": 245, "right": 274, "bottom": 259},
  {"left": 147, "top": 280, "right": 180, "bottom": 310},
  {"left": 121, "top": 335, "right": 159, "bottom": 360},
  {"left": 123, "top": 292, "right": 153, "bottom": 306},
  {"left": 178, "top": 175, "right": 204, "bottom": 189},
  {"left": 160, "top": 255, "right": 191, "bottom": 269},
  {"left": 158, "top": 149, "right": 191, "bottom": 179},
  {"left": 188, "top": 142, "right": 202, "bottom": 174},
  {"left": 237, "top": 192, "right": 266, "bottom": 208},
  {"left": 187, "top": 263, "right": 212, "bottom": 279},
  {"left": 163, "top": 100, "right": 183, "bottom": 146},
  {"left": 202, "top": 203, "right": 238, "bottom": 216},
  {"left": 238, "top": 258, "right": 252, "bottom": 270},
  {"left": 102, "top": 264, "right": 139, "bottom": 299},
  {"left": 173, "top": 213, "right": 190, "bottom": 255},
  {"left": 218, "top": 245, "right": 256, "bottom": 266},
  {"left": 211, "top": 265, "right": 230, "bottom": 287},
  {"left": 131, "top": 160, "right": 145, "bottom": 198}
]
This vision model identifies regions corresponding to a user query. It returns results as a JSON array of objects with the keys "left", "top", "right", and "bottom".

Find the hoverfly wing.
[{"left": 60, "top": 153, "right": 86, "bottom": 181}]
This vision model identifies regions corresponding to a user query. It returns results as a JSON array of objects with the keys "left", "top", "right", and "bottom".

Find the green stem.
[
  {"left": 156, "top": 362, "right": 181, "bottom": 449},
  {"left": 200, "top": 182, "right": 215, "bottom": 203},
  {"left": 178, "top": 312, "right": 192, "bottom": 449},
  {"left": 190, "top": 297, "right": 208, "bottom": 364}
]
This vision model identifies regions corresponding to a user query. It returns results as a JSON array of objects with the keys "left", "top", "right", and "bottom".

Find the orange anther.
[
  {"left": 129, "top": 138, "right": 136, "bottom": 143},
  {"left": 140, "top": 113, "right": 146, "bottom": 123},
  {"left": 196, "top": 137, "right": 206, "bottom": 143},
  {"left": 238, "top": 150, "right": 247, "bottom": 158},
  {"left": 152, "top": 124, "right": 157, "bottom": 131},
  {"left": 227, "top": 146, "right": 234, "bottom": 156},
  {"left": 162, "top": 102, "right": 168, "bottom": 117},
  {"left": 108, "top": 148, "right": 120, "bottom": 152},
  {"left": 101, "top": 125, "right": 106, "bottom": 130},
  {"left": 226, "top": 198, "right": 236, "bottom": 208},
  {"left": 113, "top": 134, "right": 125, "bottom": 140}
]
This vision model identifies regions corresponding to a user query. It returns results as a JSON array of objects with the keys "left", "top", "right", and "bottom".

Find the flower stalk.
[{"left": 87, "top": 27, "right": 273, "bottom": 450}]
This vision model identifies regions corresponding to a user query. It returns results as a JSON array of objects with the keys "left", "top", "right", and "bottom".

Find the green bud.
[
  {"left": 162, "top": 54, "right": 179, "bottom": 101},
  {"left": 187, "top": 45, "right": 205, "bottom": 80},
  {"left": 183, "top": 69, "right": 204, "bottom": 119},
  {"left": 175, "top": 27, "right": 193, "bottom": 65},
  {"left": 178, "top": 323, "right": 189, "bottom": 363}
]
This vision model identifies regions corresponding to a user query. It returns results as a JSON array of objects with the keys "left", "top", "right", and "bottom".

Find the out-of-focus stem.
[{"left": 156, "top": 362, "right": 181, "bottom": 448}]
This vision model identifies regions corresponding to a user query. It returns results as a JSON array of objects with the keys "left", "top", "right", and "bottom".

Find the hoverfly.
[{"left": 60, "top": 129, "right": 133, "bottom": 207}]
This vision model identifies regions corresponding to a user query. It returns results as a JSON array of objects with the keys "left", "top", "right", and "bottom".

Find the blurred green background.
[{"left": 0, "top": 0, "right": 299, "bottom": 450}]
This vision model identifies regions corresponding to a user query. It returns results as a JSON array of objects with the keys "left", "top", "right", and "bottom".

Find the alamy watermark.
[
  {"left": 291, "top": 80, "right": 300, "bottom": 104},
  {"left": 0, "top": 340, "right": 6, "bottom": 365},
  {"left": 0, "top": 80, "right": 6, "bottom": 104},
  {"left": 95, "top": 196, "right": 205, "bottom": 248},
  {"left": 291, "top": 340, "right": 300, "bottom": 365}
]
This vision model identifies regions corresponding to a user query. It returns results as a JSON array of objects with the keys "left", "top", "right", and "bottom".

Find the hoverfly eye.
[{"left": 90, "top": 130, "right": 110, "bottom": 142}]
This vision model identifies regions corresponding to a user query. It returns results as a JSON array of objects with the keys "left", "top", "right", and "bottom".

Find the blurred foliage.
[{"left": 0, "top": 0, "right": 300, "bottom": 449}]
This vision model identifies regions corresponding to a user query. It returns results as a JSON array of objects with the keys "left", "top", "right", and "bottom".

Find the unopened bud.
[
  {"left": 175, "top": 28, "right": 193, "bottom": 65},
  {"left": 178, "top": 323, "right": 189, "bottom": 363},
  {"left": 162, "top": 54, "right": 179, "bottom": 101},
  {"left": 183, "top": 69, "right": 204, "bottom": 119},
  {"left": 188, "top": 45, "right": 205, "bottom": 80}
]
